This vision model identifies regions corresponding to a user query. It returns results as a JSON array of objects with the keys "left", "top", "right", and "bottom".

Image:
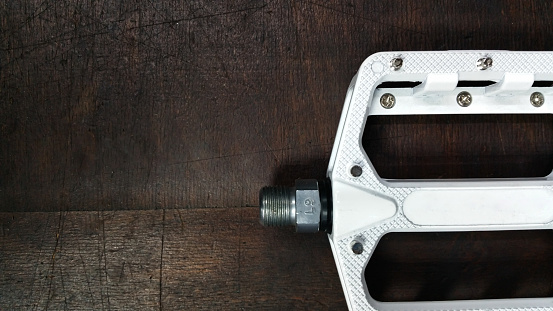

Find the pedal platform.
[{"left": 261, "top": 51, "right": 553, "bottom": 311}]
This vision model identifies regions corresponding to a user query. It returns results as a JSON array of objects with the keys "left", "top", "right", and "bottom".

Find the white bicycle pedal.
[{"left": 260, "top": 51, "right": 553, "bottom": 311}]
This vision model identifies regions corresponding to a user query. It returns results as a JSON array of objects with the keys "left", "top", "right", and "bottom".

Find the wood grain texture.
[
  {"left": 1, "top": 210, "right": 164, "bottom": 310},
  {"left": 0, "top": 208, "right": 344, "bottom": 310},
  {"left": 3, "top": 0, "right": 553, "bottom": 211},
  {"left": 2, "top": 0, "right": 553, "bottom": 310}
]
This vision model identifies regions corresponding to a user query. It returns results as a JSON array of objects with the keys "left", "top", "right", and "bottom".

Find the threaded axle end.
[{"left": 259, "top": 186, "right": 294, "bottom": 227}]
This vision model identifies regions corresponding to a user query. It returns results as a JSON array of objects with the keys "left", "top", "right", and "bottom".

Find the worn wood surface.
[
  {"left": 3, "top": 0, "right": 553, "bottom": 211},
  {"left": 2, "top": 0, "right": 553, "bottom": 310},
  {"left": 1, "top": 208, "right": 343, "bottom": 310}
]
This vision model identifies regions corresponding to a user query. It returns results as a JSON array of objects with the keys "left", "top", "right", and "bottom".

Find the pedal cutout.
[
  {"left": 363, "top": 114, "right": 553, "bottom": 179},
  {"left": 365, "top": 230, "right": 553, "bottom": 302}
]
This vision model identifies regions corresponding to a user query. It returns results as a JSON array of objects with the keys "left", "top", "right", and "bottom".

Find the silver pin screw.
[
  {"left": 380, "top": 93, "right": 396, "bottom": 109},
  {"left": 530, "top": 92, "right": 545, "bottom": 107},
  {"left": 390, "top": 57, "right": 403, "bottom": 70},
  {"left": 477, "top": 57, "right": 493, "bottom": 70},
  {"left": 457, "top": 91, "right": 472, "bottom": 107}
]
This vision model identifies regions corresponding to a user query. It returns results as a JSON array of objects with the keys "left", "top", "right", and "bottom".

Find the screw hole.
[
  {"left": 351, "top": 241, "right": 364, "bottom": 254},
  {"left": 350, "top": 165, "right": 363, "bottom": 177}
]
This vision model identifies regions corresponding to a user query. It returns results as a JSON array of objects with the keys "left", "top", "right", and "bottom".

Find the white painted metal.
[{"left": 326, "top": 51, "right": 553, "bottom": 311}]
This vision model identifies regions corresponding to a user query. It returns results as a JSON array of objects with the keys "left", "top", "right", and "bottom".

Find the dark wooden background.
[{"left": 2, "top": 0, "right": 553, "bottom": 310}]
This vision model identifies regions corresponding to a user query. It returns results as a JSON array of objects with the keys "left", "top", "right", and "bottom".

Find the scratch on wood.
[
  {"left": 28, "top": 214, "right": 51, "bottom": 311},
  {"left": 100, "top": 211, "right": 111, "bottom": 311},
  {"left": 496, "top": 120, "right": 507, "bottom": 155},
  {"left": 59, "top": 265, "right": 68, "bottom": 310},
  {"left": 300, "top": 0, "right": 428, "bottom": 36},
  {"left": 119, "top": 261, "right": 126, "bottom": 283},
  {"left": 96, "top": 210, "right": 105, "bottom": 311},
  {"left": 79, "top": 248, "right": 94, "bottom": 302},
  {"left": 127, "top": 4, "right": 268, "bottom": 31},
  {"left": 176, "top": 209, "right": 186, "bottom": 233},
  {"left": 44, "top": 210, "right": 66, "bottom": 311},
  {"left": 237, "top": 209, "right": 242, "bottom": 294},
  {"left": 159, "top": 208, "right": 166, "bottom": 311}
]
